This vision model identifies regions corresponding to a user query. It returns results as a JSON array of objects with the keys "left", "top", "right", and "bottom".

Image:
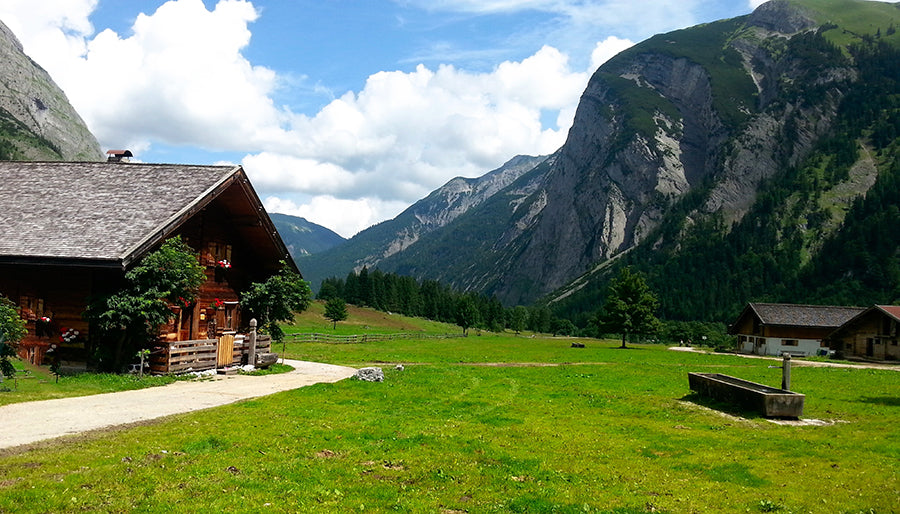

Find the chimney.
[{"left": 106, "top": 149, "right": 133, "bottom": 162}]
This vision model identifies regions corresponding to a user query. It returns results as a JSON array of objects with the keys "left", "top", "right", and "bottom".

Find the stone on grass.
[{"left": 356, "top": 367, "right": 384, "bottom": 382}]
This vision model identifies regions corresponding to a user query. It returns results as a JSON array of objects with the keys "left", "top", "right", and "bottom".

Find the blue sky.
[{"left": 0, "top": 0, "right": 769, "bottom": 236}]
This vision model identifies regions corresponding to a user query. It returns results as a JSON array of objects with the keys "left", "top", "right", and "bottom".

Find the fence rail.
[
  {"left": 150, "top": 334, "right": 272, "bottom": 374},
  {"left": 285, "top": 332, "right": 459, "bottom": 344}
]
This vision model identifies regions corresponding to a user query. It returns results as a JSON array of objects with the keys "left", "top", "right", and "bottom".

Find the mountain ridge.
[
  {"left": 269, "top": 213, "right": 346, "bottom": 258},
  {"left": 298, "top": 154, "right": 550, "bottom": 288}
]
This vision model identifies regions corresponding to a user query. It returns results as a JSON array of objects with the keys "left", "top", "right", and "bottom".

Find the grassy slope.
[
  {"left": 794, "top": 0, "right": 900, "bottom": 49},
  {"left": 285, "top": 300, "right": 461, "bottom": 336},
  {"left": 0, "top": 308, "right": 897, "bottom": 513}
]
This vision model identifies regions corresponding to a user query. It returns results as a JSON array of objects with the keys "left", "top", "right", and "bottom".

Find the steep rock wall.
[{"left": 0, "top": 20, "right": 101, "bottom": 161}]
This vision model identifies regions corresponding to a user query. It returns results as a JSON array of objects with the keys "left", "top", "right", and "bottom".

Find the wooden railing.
[
  {"left": 150, "top": 339, "right": 217, "bottom": 374},
  {"left": 150, "top": 334, "right": 272, "bottom": 374},
  {"left": 285, "top": 332, "right": 458, "bottom": 344}
]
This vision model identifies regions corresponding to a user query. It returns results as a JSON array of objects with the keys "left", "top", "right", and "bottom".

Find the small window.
[
  {"left": 204, "top": 242, "right": 233, "bottom": 266},
  {"left": 782, "top": 339, "right": 799, "bottom": 346}
]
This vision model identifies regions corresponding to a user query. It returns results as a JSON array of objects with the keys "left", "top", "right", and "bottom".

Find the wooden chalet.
[
  {"left": 0, "top": 160, "right": 295, "bottom": 370},
  {"left": 729, "top": 303, "right": 864, "bottom": 357},
  {"left": 826, "top": 305, "right": 900, "bottom": 360}
]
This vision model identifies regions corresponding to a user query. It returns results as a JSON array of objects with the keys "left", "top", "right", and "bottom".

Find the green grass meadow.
[{"left": 1, "top": 329, "right": 897, "bottom": 513}]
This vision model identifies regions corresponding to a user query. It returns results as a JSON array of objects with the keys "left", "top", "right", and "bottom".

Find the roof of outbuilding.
[
  {"left": 876, "top": 305, "right": 900, "bottom": 321},
  {"left": 747, "top": 302, "right": 865, "bottom": 328},
  {"left": 0, "top": 161, "right": 239, "bottom": 265}
]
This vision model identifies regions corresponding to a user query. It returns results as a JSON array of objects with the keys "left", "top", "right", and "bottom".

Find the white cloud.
[
  {"left": 0, "top": 0, "right": 614, "bottom": 237},
  {"left": 397, "top": 0, "right": 699, "bottom": 39},
  {"left": 238, "top": 45, "right": 593, "bottom": 237},
  {"left": 590, "top": 36, "right": 635, "bottom": 71},
  {"left": 2, "top": 0, "right": 284, "bottom": 153},
  {"left": 262, "top": 195, "right": 410, "bottom": 239}
]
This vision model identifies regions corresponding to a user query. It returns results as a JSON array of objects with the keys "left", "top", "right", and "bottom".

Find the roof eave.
[{"left": 0, "top": 255, "right": 123, "bottom": 269}]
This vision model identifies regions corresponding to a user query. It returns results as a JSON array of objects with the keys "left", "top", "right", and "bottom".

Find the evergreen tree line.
[
  {"left": 318, "top": 267, "right": 579, "bottom": 336},
  {"left": 318, "top": 267, "right": 730, "bottom": 347}
]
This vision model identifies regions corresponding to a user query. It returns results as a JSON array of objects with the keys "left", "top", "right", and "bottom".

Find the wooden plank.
[{"left": 217, "top": 334, "right": 235, "bottom": 367}]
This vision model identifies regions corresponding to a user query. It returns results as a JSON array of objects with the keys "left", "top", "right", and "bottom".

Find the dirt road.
[
  {"left": 668, "top": 346, "right": 900, "bottom": 371},
  {"left": 0, "top": 360, "right": 357, "bottom": 451}
]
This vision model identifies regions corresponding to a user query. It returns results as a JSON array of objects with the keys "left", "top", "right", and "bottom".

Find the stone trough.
[{"left": 688, "top": 372, "right": 804, "bottom": 418}]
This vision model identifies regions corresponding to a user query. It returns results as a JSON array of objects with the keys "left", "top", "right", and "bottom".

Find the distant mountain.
[
  {"left": 303, "top": 0, "right": 900, "bottom": 323},
  {"left": 298, "top": 154, "right": 549, "bottom": 288},
  {"left": 270, "top": 213, "right": 346, "bottom": 259},
  {"left": 0, "top": 19, "right": 102, "bottom": 161}
]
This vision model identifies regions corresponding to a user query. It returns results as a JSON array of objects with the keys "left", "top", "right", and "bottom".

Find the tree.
[
  {"left": 1, "top": 295, "right": 27, "bottom": 380},
  {"left": 455, "top": 296, "right": 480, "bottom": 336},
  {"left": 85, "top": 236, "right": 206, "bottom": 371},
  {"left": 550, "top": 317, "right": 577, "bottom": 336},
  {"left": 508, "top": 305, "right": 529, "bottom": 335},
  {"left": 597, "top": 267, "right": 660, "bottom": 348},
  {"left": 317, "top": 280, "right": 340, "bottom": 301},
  {"left": 324, "top": 297, "right": 348, "bottom": 329},
  {"left": 241, "top": 262, "right": 312, "bottom": 344}
]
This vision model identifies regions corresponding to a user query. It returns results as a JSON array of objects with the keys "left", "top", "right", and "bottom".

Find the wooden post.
[
  {"left": 248, "top": 318, "right": 257, "bottom": 368},
  {"left": 781, "top": 353, "right": 791, "bottom": 391}
]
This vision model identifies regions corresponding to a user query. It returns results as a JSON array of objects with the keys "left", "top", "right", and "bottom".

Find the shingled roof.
[
  {"left": 0, "top": 161, "right": 287, "bottom": 269},
  {"left": 744, "top": 303, "right": 865, "bottom": 328}
]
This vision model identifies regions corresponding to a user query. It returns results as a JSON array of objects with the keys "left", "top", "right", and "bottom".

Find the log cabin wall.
[
  {"left": 162, "top": 201, "right": 262, "bottom": 341},
  {"left": 831, "top": 311, "right": 900, "bottom": 360},
  {"left": 0, "top": 264, "right": 123, "bottom": 364}
]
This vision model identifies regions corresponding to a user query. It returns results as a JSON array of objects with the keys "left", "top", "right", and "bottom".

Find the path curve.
[{"left": 0, "top": 360, "right": 357, "bottom": 451}]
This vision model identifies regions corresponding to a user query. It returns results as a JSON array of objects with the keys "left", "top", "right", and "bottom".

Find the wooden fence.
[
  {"left": 150, "top": 334, "right": 272, "bottom": 374},
  {"left": 285, "top": 332, "right": 458, "bottom": 344}
]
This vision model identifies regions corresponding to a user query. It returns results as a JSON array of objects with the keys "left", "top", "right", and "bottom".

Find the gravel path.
[
  {"left": 0, "top": 360, "right": 357, "bottom": 451},
  {"left": 668, "top": 346, "right": 900, "bottom": 371}
]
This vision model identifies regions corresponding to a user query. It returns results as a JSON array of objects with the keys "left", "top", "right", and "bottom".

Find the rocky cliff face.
[
  {"left": 483, "top": 0, "right": 861, "bottom": 303},
  {"left": 0, "top": 20, "right": 102, "bottom": 161}
]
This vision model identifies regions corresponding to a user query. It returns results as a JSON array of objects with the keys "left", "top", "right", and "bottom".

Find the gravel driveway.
[{"left": 0, "top": 360, "right": 357, "bottom": 451}]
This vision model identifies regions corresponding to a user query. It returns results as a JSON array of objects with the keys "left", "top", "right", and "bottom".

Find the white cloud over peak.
[
  {"left": 245, "top": 49, "right": 588, "bottom": 235},
  {"left": 0, "top": 0, "right": 630, "bottom": 237},
  {"left": 590, "top": 36, "right": 634, "bottom": 71}
]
